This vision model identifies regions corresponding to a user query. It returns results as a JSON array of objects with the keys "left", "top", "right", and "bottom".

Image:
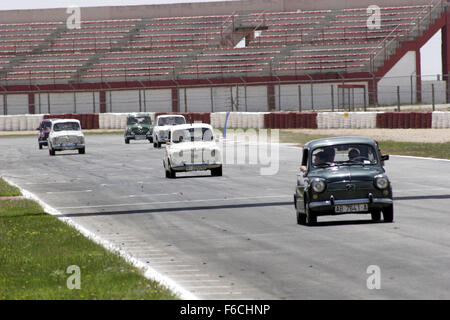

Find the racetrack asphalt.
[{"left": 1, "top": 134, "right": 450, "bottom": 299}]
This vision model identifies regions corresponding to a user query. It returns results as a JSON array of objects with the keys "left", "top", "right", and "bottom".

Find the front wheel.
[
  {"left": 371, "top": 210, "right": 382, "bottom": 222},
  {"left": 211, "top": 166, "right": 222, "bottom": 177},
  {"left": 305, "top": 204, "right": 317, "bottom": 226},
  {"left": 78, "top": 148, "right": 85, "bottom": 154},
  {"left": 49, "top": 146, "right": 55, "bottom": 156},
  {"left": 382, "top": 205, "right": 394, "bottom": 223},
  {"left": 125, "top": 138, "right": 130, "bottom": 144}
]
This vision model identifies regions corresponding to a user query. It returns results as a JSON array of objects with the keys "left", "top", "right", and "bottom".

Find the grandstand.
[{"left": 0, "top": 0, "right": 448, "bottom": 114}]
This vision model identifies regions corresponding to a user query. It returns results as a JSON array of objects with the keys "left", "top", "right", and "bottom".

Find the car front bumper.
[
  {"left": 52, "top": 143, "right": 85, "bottom": 150},
  {"left": 125, "top": 134, "right": 152, "bottom": 140},
  {"left": 170, "top": 162, "right": 222, "bottom": 172},
  {"left": 308, "top": 197, "right": 393, "bottom": 215}
]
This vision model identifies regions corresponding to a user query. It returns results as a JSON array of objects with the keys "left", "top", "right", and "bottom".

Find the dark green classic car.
[
  {"left": 294, "top": 137, "right": 393, "bottom": 226},
  {"left": 124, "top": 113, "right": 154, "bottom": 144}
]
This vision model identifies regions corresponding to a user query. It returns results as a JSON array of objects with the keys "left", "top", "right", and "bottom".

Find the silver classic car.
[
  {"left": 163, "top": 123, "right": 222, "bottom": 178},
  {"left": 48, "top": 119, "right": 85, "bottom": 156}
]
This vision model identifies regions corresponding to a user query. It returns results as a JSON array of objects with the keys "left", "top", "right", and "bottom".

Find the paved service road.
[{"left": 1, "top": 134, "right": 450, "bottom": 299}]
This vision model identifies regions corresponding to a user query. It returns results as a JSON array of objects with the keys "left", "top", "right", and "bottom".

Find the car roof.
[
  {"left": 304, "top": 136, "right": 378, "bottom": 150},
  {"left": 51, "top": 118, "right": 81, "bottom": 124},
  {"left": 128, "top": 113, "right": 150, "bottom": 117},
  {"left": 157, "top": 114, "right": 185, "bottom": 119},
  {"left": 169, "top": 123, "right": 213, "bottom": 132}
]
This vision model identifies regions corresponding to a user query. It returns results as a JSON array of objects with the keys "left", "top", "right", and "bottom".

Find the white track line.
[{"left": 3, "top": 177, "right": 198, "bottom": 300}]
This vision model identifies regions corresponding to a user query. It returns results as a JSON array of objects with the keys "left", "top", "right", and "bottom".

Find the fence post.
[
  {"left": 432, "top": 83, "right": 435, "bottom": 111},
  {"left": 397, "top": 86, "right": 400, "bottom": 112},
  {"left": 109, "top": 91, "right": 112, "bottom": 112},
  {"left": 310, "top": 82, "right": 314, "bottom": 110},
  {"left": 210, "top": 86, "right": 214, "bottom": 113},
  {"left": 184, "top": 88, "right": 188, "bottom": 112},
  {"left": 47, "top": 92, "right": 51, "bottom": 114},
  {"left": 410, "top": 74, "right": 414, "bottom": 105},
  {"left": 331, "top": 85, "right": 334, "bottom": 112},
  {"left": 143, "top": 89, "right": 146, "bottom": 112},
  {"left": 92, "top": 92, "right": 96, "bottom": 113},
  {"left": 363, "top": 86, "right": 367, "bottom": 112},
  {"left": 298, "top": 85, "right": 302, "bottom": 112},
  {"left": 38, "top": 91, "right": 42, "bottom": 114},
  {"left": 278, "top": 81, "right": 281, "bottom": 111},
  {"left": 139, "top": 90, "right": 142, "bottom": 112},
  {"left": 74, "top": 92, "right": 77, "bottom": 113},
  {"left": 2, "top": 94, "right": 7, "bottom": 115}
]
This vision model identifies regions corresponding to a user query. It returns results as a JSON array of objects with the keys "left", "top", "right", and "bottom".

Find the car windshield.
[
  {"left": 53, "top": 122, "right": 81, "bottom": 132},
  {"left": 128, "top": 116, "right": 151, "bottom": 125},
  {"left": 158, "top": 116, "right": 186, "bottom": 126},
  {"left": 311, "top": 143, "right": 378, "bottom": 168},
  {"left": 172, "top": 128, "right": 214, "bottom": 143}
]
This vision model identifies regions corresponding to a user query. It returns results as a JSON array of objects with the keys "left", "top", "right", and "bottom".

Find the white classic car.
[
  {"left": 163, "top": 123, "right": 222, "bottom": 178},
  {"left": 48, "top": 119, "right": 85, "bottom": 156},
  {"left": 153, "top": 114, "right": 186, "bottom": 148}
]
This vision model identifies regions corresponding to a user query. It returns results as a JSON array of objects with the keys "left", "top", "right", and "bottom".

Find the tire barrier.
[
  {"left": 376, "top": 112, "right": 433, "bottom": 128},
  {"left": 2, "top": 112, "right": 450, "bottom": 131},
  {"left": 263, "top": 112, "right": 318, "bottom": 129},
  {"left": 211, "top": 112, "right": 268, "bottom": 129},
  {"left": 98, "top": 113, "right": 128, "bottom": 129},
  {"left": 0, "top": 114, "right": 44, "bottom": 131},
  {"left": 44, "top": 113, "right": 100, "bottom": 130},
  {"left": 154, "top": 112, "right": 210, "bottom": 125},
  {"left": 317, "top": 112, "right": 378, "bottom": 129},
  {"left": 432, "top": 112, "right": 450, "bottom": 129}
]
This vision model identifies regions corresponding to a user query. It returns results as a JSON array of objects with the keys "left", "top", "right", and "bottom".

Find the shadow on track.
[{"left": 60, "top": 201, "right": 292, "bottom": 218}]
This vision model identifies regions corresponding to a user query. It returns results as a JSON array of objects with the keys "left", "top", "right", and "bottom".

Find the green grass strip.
[
  {"left": 0, "top": 178, "right": 21, "bottom": 197},
  {"left": 277, "top": 130, "right": 450, "bottom": 160},
  {"left": 0, "top": 197, "right": 178, "bottom": 300}
]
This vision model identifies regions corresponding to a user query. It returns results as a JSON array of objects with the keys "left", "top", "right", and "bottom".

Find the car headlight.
[
  {"left": 374, "top": 175, "right": 389, "bottom": 189},
  {"left": 311, "top": 179, "right": 326, "bottom": 193}
]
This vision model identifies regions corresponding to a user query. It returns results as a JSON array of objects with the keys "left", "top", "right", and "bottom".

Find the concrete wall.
[
  {"left": 275, "top": 82, "right": 369, "bottom": 111},
  {"left": 0, "top": 94, "right": 28, "bottom": 115},
  {"left": 377, "top": 51, "right": 417, "bottom": 105}
]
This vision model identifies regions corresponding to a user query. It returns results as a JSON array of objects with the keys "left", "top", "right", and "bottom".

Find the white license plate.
[
  {"left": 186, "top": 165, "right": 206, "bottom": 171},
  {"left": 335, "top": 203, "right": 368, "bottom": 213},
  {"left": 135, "top": 135, "right": 146, "bottom": 140}
]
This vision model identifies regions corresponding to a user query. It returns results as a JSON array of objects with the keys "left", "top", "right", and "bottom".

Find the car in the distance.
[
  {"left": 294, "top": 136, "right": 393, "bottom": 226},
  {"left": 163, "top": 123, "right": 222, "bottom": 178},
  {"left": 124, "top": 113, "right": 154, "bottom": 144},
  {"left": 37, "top": 118, "right": 54, "bottom": 149},
  {"left": 153, "top": 114, "right": 186, "bottom": 148},
  {"left": 48, "top": 119, "right": 85, "bottom": 156}
]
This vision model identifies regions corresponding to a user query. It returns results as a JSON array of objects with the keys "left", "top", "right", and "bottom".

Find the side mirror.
[{"left": 381, "top": 155, "right": 389, "bottom": 161}]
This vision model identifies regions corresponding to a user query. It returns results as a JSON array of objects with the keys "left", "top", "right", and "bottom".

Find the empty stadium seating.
[{"left": 0, "top": 2, "right": 444, "bottom": 83}]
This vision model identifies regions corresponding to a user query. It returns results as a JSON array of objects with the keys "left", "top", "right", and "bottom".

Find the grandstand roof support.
[
  {"left": 443, "top": 5, "right": 450, "bottom": 103},
  {"left": 28, "top": 93, "right": 35, "bottom": 114},
  {"left": 415, "top": 48, "right": 422, "bottom": 104}
]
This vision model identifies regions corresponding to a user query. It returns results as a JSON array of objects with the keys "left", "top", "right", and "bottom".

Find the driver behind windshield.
[
  {"left": 348, "top": 148, "right": 360, "bottom": 161},
  {"left": 313, "top": 151, "right": 327, "bottom": 166}
]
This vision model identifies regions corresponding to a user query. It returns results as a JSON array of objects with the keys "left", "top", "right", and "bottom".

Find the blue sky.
[{"left": 0, "top": 0, "right": 442, "bottom": 78}]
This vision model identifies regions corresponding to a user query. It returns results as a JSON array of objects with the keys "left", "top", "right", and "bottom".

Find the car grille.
[{"left": 132, "top": 128, "right": 149, "bottom": 135}]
